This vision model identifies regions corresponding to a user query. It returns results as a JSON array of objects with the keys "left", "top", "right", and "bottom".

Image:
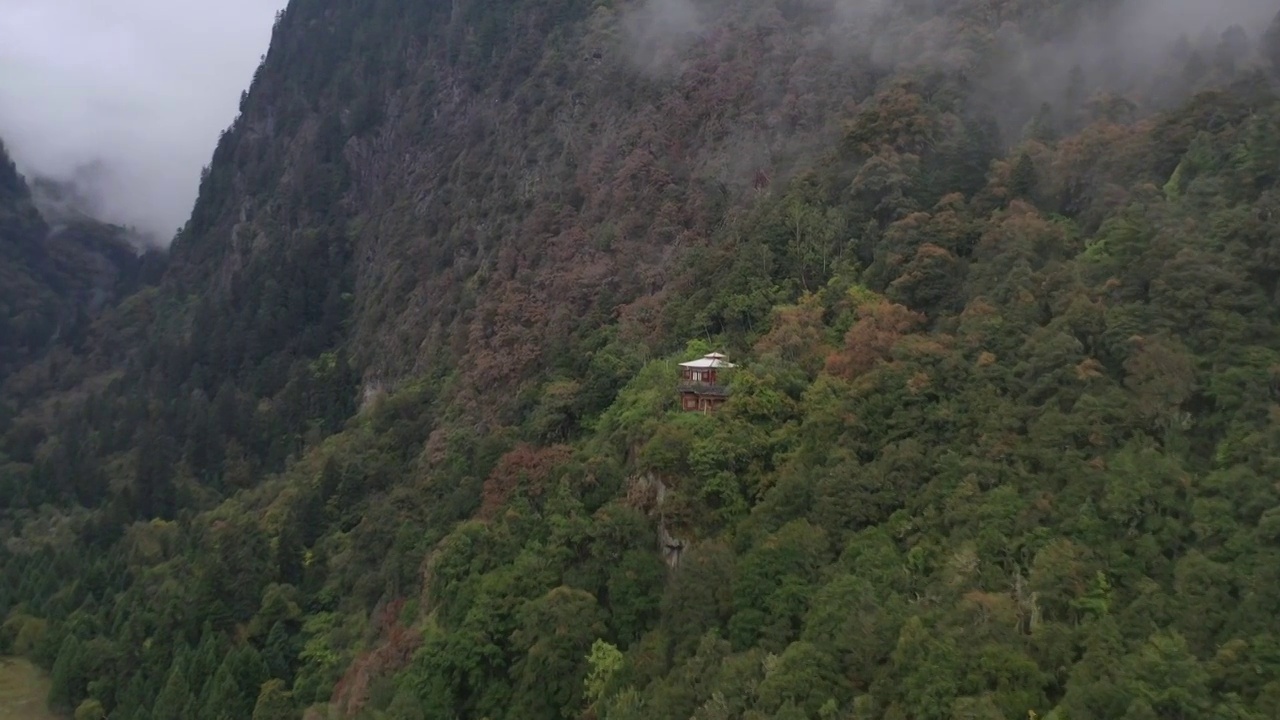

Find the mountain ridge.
[{"left": 0, "top": 139, "right": 160, "bottom": 392}]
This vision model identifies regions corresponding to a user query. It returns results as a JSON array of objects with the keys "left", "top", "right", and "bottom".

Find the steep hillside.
[
  {"left": 5, "top": 1, "right": 1280, "bottom": 719},
  {"left": 0, "top": 139, "right": 54, "bottom": 377},
  {"left": 0, "top": 141, "right": 160, "bottom": 391}
]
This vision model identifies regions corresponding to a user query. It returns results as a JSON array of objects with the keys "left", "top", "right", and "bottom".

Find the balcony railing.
[{"left": 678, "top": 381, "right": 730, "bottom": 397}]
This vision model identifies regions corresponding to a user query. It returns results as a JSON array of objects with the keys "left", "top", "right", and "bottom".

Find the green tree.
[
  {"left": 584, "top": 639, "right": 624, "bottom": 707},
  {"left": 386, "top": 685, "right": 427, "bottom": 720},
  {"left": 755, "top": 641, "right": 847, "bottom": 716},
  {"left": 202, "top": 645, "right": 270, "bottom": 720},
  {"left": 48, "top": 634, "right": 87, "bottom": 711},
  {"left": 1009, "top": 152, "right": 1037, "bottom": 199},
  {"left": 74, "top": 699, "right": 106, "bottom": 720},
  {"left": 509, "top": 586, "right": 608, "bottom": 719},
  {"left": 152, "top": 662, "right": 196, "bottom": 720},
  {"left": 251, "top": 679, "right": 295, "bottom": 720}
]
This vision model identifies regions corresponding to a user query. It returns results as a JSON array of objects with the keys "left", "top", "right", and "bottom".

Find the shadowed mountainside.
[{"left": 0, "top": 141, "right": 160, "bottom": 388}]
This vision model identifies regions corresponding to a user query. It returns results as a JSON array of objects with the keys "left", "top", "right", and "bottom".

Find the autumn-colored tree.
[
  {"left": 479, "top": 443, "right": 574, "bottom": 519},
  {"left": 825, "top": 296, "right": 926, "bottom": 380},
  {"left": 754, "top": 294, "right": 831, "bottom": 377}
]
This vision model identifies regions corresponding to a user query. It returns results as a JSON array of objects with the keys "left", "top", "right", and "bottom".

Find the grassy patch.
[{"left": 0, "top": 658, "right": 60, "bottom": 720}]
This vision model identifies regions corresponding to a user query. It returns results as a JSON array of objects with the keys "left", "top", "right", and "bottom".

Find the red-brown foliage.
[
  {"left": 755, "top": 294, "right": 831, "bottom": 374},
  {"left": 330, "top": 597, "right": 421, "bottom": 717},
  {"left": 479, "top": 443, "right": 574, "bottom": 519},
  {"left": 843, "top": 85, "right": 939, "bottom": 157},
  {"left": 825, "top": 298, "right": 927, "bottom": 380}
]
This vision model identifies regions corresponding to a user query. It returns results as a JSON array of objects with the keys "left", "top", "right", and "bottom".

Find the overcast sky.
[{"left": 0, "top": 0, "right": 288, "bottom": 241}]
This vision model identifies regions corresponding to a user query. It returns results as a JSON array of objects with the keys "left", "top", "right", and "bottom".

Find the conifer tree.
[
  {"left": 1009, "top": 152, "right": 1037, "bottom": 200},
  {"left": 152, "top": 663, "right": 196, "bottom": 720},
  {"left": 201, "top": 645, "right": 270, "bottom": 720},
  {"left": 262, "top": 621, "right": 296, "bottom": 682},
  {"left": 48, "top": 634, "right": 86, "bottom": 711}
]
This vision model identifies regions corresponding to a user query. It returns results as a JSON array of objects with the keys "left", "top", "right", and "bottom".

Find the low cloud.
[
  {"left": 616, "top": 0, "right": 1278, "bottom": 147},
  {"left": 0, "top": 0, "right": 286, "bottom": 244},
  {"left": 621, "top": 0, "right": 707, "bottom": 76},
  {"left": 619, "top": 0, "right": 1277, "bottom": 85}
]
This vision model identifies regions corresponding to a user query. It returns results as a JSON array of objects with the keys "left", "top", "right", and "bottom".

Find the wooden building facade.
[{"left": 678, "top": 352, "right": 735, "bottom": 412}]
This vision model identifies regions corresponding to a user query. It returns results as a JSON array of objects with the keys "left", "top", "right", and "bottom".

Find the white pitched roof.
[{"left": 679, "top": 353, "right": 736, "bottom": 369}]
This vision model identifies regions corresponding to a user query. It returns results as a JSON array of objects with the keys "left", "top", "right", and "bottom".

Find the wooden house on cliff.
[{"left": 678, "top": 352, "right": 735, "bottom": 413}]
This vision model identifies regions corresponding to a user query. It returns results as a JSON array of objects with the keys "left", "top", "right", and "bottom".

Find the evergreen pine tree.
[
  {"left": 262, "top": 620, "right": 296, "bottom": 683},
  {"left": 1009, "top": 152, "right": 1037, "bottom": 200},
  {"left": 152, "top": 662, "right": 196, "bottom": 720},
  {"left": 189, "top": 626, "right": 223, "bottom": 702},
  {"left": 1026, "top": 102, "right": 1057, "bottom": 143},
  {"left": 47, "top": 634, "right": 86, "bottom": 711},
  {"left": 202, "top": 645, "right": 271, "bottom": 720}
]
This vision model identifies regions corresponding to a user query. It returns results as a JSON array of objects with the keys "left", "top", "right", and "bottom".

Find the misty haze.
[
  {"left": 0, "top": 0, "right": 1270, "bottom": 243},
  {"left": 0, "top": 0, "right": 286, "bottom": 243}
]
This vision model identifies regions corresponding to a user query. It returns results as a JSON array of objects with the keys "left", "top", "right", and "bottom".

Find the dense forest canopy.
[{"left": 5, "top": 0, "right": 1280, "bottom": 719}]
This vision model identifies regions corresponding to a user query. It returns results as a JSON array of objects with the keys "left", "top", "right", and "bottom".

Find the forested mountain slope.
[
  {"left": 5, "top": 0, "right": 1280, "bottom": 719},
  {"left": 0, "top": 140, "right": 159, "bottom": 395}
]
